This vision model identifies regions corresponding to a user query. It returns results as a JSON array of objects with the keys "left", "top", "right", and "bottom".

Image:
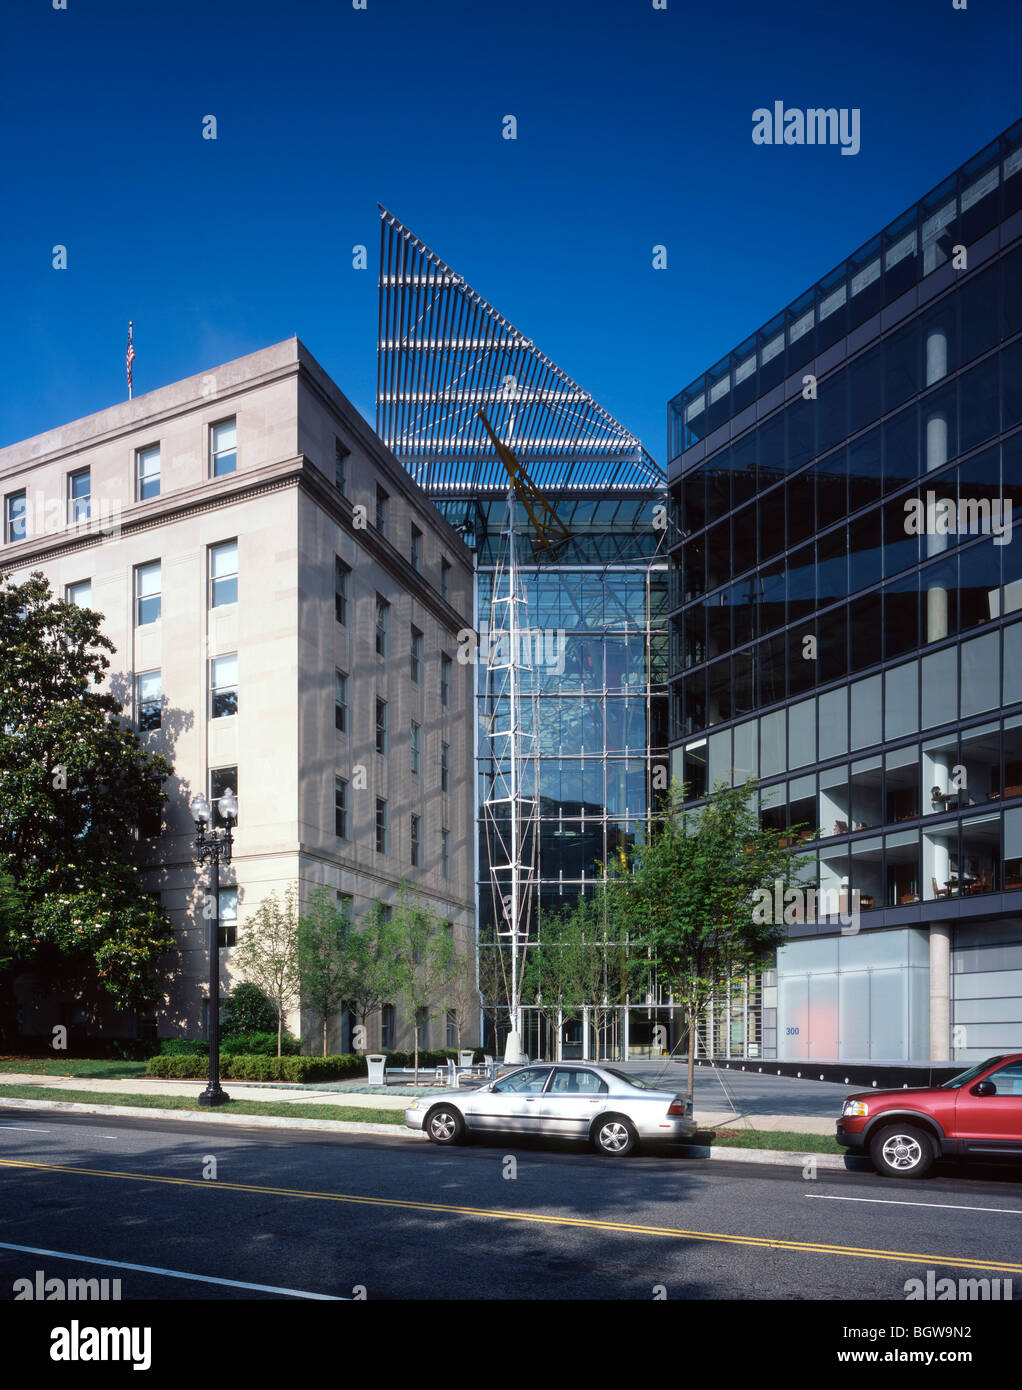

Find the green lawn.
[
  {"left": 0, "top": 1058, "right": 151, "bottom": 1080},
  {"left": 694, "top": 1127, "right": 843, "bottom": 1154},
  {"left": 0, "top": 1084, "right": 403, "bottom": 1126}
]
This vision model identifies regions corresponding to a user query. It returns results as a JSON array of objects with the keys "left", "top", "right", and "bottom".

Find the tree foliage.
[
  {"left": 344, "top": 904, "right": 402, "bottom": 1045},
  {"left": 388, "top": 884, "right": 460, "bottom": 1082},
  {"left": 0, "top": 872, "right": 23, "bottom": 972},
  {"left": 0, "top": 570, "right": 175, "bottom": 1013},
  {"left": 527, "top": 883, "right": 647, "bottom": 1061},
  {"left": 222, "top": 981, "right": 278, "bottom": 1036},
  {"left": 297, "top": 885, "right": 352, "bottom": 1056},
  {"left": 230, "top": 886, "right": 301, "bottom": 1057},
  {"left": 617, "top": 778, "right": 811, "bottom": 1098}
]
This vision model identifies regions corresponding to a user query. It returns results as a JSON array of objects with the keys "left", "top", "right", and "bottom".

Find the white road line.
[
  {"left": 0, "top": 1126, "right": 50, "bottom": 1132},
  {"left": 807, "top": 1193, "right": 1022, "bottom": 1215},
  {"left": 0, "top": 1242, "right": 347, "bottom": 1300}
]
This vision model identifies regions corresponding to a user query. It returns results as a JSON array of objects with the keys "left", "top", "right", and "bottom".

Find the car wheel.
[
  {"left": 592, "top": 1114, "right": 637, "bottom": 1157},
  {"left": 869, "top": 1123, "right": 934, "bottom": 1179},
  {"left": 424, "top": 1105, "right": 465, "bottom": 1146}
]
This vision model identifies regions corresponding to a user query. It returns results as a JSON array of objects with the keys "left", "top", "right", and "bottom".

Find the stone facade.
[{"left": 0, "top": 338, "right": 477, "bottom": 1052}]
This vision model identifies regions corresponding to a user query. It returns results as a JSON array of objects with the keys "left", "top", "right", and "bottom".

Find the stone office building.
[{"left": 0, "top": 338, "right": 476, "bottom": 1052}]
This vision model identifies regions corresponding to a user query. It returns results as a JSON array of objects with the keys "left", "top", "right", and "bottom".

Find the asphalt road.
[{"left": 1, "top": 1106, "right": 1021, "bottom": 1303}]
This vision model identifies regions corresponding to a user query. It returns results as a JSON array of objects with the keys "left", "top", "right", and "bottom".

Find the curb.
[
  {"left": 687, "top": 1142, "right": 871, "bottom": 1171},
  {"left": 0, "top": 1095, "right": 867, "bottom": 1167}
]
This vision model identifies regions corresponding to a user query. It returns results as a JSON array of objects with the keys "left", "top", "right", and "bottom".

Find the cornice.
[
  {"left": 1, "top": 453, "right": 472, "bottom": 634},
  {"left": 0, "top": 354, "right": 302, "bottom": 482}
]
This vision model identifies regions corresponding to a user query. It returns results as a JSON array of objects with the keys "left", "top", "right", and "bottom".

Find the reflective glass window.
[
  {"left": 848, "top": 346, "right": 882, "bottom": 435},
  {"left": 849, "top": 592, "right": 883, "bottom": 672},
  {"left": 884, "top": 570, "right": 919, "bottom": 659},
  {"left": 817, "top": 604, "right": 848, "bottom": 684},
  {"left": 884, "top": 320, "right": 919, "bottom": 413},
  {"left": 959, "top": 356, "right": 1000, "bottom": 453},
  {"left": 959, "top": 537, "right": 1001, "bottom": 631},
  {"left": 848, "top": 427, "right": 882, "bottom": 512},
  {"left": 813, "top": 450, "right": 847, "bottom": 531},
  {"left": 885, "top": 661, "right": 919, "bottom": 741},
  {"left": 958, "top": 262, "right": 1001, "bottom": 365}
]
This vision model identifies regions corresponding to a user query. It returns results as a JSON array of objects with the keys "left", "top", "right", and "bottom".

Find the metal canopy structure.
[{"left": 377, "top": 207, "right": 664, "bottom": 494}]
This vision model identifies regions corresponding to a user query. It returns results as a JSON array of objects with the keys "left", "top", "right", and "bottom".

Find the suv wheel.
[
  {"left": 869, "top": 1123, "right": 934, "bottom": 1179},
  {"left": 425, "top": 1106, "right": 464, "bottom": 1146}
]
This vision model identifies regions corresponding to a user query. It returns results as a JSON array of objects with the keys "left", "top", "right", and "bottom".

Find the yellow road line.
[{"left": 2, "top": 1157, "right": 1020, "bottom": 1275}]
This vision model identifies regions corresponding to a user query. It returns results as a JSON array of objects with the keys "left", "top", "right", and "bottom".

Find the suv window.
[
  {"left": 550, "top": 1068, "right": 608, "bottom": 1095},
  {"left": 942, "top": 1056, "right": 1007, "bottom": 1088},
  {"left": 985, "top": 1061, "right": 1022, "bottom": 1097},
  {"left": 494, "top": 1067, "right": 550, "bottom": 1094}
]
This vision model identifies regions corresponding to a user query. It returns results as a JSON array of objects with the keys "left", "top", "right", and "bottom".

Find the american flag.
[{"left": 126, "top": 321, "right": 135, "bottom": 398}]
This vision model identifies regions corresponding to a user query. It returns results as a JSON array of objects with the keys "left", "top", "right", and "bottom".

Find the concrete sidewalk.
[{"left": 0, "top": 1071, "right": 835, "bottom": 1133}]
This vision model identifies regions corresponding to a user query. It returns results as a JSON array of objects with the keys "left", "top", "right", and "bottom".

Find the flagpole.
[{"left": 127, "top": 321, "right": 134, "bottom": 401}]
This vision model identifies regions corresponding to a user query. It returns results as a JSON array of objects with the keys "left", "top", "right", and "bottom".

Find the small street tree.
[
  {"left": 389, "top": 884, "right": 460, "bottom": 1082},
  {"left": 231, "top": 886, "right": 301, "bottom": 1057},
  {"left": 618, "top": 778, "right": 811, "bottom": 1104},
  {"left": 345, "top": 904, "right": 401, "bottom": 1053},
  {"left": 445, "top": 944, "right": 481, "bottom": 1056},
  {"left": 0, "top": 570, "right": 175, "bottom": 1033},
  {"left": 476, "top": 926, "right": 511, "bottom": 1056},
  {"left": 298, "top": 885, "right": 352, "bottom": 1056},
  {"left": 528, "top": 887, "right": 645, "bottom": 1062}
]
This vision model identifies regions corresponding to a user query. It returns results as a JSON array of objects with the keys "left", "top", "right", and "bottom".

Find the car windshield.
[
  {"left": 940, "top": 1056, "right": 1006, "bottom": 1089},
  {"left": 601, "top": 1068, "right": 659, "bottom": 1091}
]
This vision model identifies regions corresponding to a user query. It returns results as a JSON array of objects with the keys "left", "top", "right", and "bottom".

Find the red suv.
[{"left": 836, "top": 1054, "right": 1022, "bottom": 1178}]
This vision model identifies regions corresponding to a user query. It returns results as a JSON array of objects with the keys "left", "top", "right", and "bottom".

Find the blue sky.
[{"left": 2, "top": 0, "right": 1019, "bottom": 462}]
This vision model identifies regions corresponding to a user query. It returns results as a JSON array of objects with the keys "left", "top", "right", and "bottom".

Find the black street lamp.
[{"left": 189, "top": 787, "right": 238, "bottom": 1107}]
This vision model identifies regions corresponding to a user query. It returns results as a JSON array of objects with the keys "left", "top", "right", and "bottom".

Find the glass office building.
[
  {"left": 667, "top": 120, "right": 1022, "bottom": 1063},
  {"left": 377, "top": 212, "right": 667, "bottom": 1058}
]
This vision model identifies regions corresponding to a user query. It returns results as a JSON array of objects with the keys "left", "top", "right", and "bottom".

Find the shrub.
[
  {"left": 159, "top": 1039, "right": 208, "bottom": 1057},
  {"left": 146, "top": 1052, "right": 365, "bottom": 1083},
  {"left": 106, "top": 1039, "right": 161, "bottom": 1060},
  {"left": 146, "top": 1055, "right": 208, "bottom": 1079},
  {"left": 221, "top": 982, "right": 278, "bottom": 1036}
]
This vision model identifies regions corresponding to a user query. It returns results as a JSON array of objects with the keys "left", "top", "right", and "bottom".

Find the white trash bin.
[{"left": 366, "top": 1054, "right": 387, "bottom": 1086}]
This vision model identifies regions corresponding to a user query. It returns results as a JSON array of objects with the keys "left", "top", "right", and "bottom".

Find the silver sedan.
[{"left": 404, "top": 1063, "right": 696, "bottom": 1156}]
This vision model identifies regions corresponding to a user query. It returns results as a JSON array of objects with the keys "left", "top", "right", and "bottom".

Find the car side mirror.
[{"left": 972, "top": 1079, "right": 997, "bottom": 1097}]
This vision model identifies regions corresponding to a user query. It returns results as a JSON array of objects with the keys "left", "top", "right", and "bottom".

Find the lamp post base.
[{"left": 197, "top": 1087, "right": 232, "bottom": 1107}]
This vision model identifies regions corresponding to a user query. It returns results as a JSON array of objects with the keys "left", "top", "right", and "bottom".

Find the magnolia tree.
[
  {"left": 0, "top": 873, "right": 23, "bottom": 974},
  {"left": 0, "top": 570, "right": 175, "bottom": 1034},
  {"left": 617, "top": 779, "right": 812, "bottom": 1104}
]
